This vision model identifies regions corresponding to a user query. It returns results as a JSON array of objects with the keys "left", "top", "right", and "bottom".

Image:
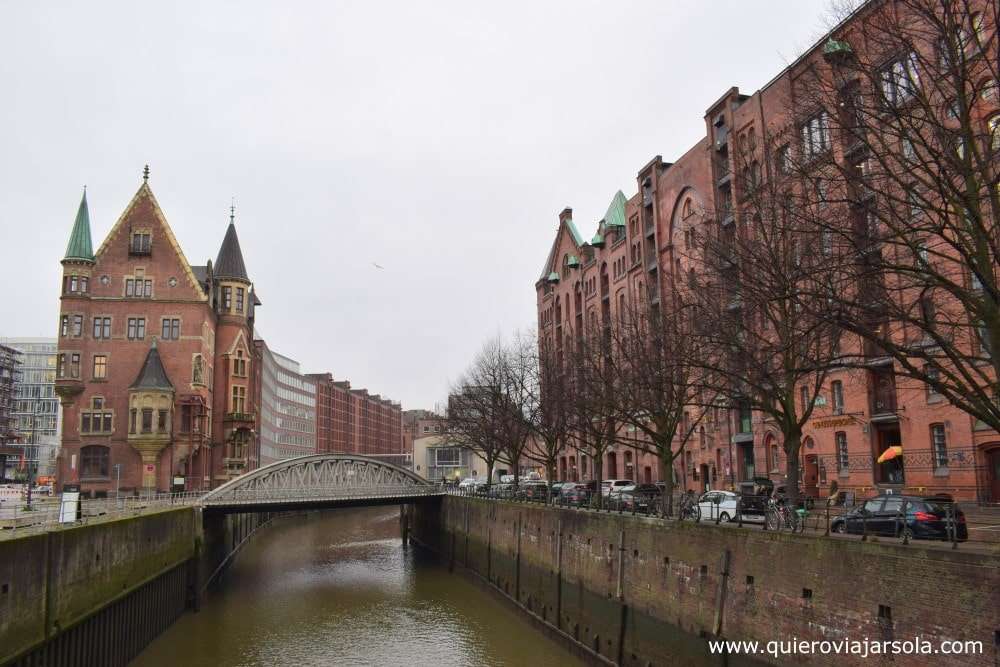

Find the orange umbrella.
[{"left": 877, "top": 445, "right": 903, "bottom": 464}]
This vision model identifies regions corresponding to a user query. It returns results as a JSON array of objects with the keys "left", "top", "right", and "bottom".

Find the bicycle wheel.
[{"left": 765, "top": 508, "right": 780, "bottom": 531}]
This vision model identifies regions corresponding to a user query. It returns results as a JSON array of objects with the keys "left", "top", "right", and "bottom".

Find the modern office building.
[
  {"left": 0, "top": 338, "right": 61, "bottom": 479},
  {"left": 256, "top": 340, "right": 317, "bottom": 465}
]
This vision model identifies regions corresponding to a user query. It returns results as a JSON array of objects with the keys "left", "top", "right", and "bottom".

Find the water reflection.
[{"left": 131, "top": 507, "right": 584, "bottom": 667}]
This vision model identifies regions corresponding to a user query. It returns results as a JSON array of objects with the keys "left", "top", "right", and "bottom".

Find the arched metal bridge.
[{"left": 200, "top": 454, "right": 442, "bottom": 512}]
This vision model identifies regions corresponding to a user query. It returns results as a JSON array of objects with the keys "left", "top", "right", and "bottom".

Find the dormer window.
[{"left": 131, "top": 232, "right": 151, "bottom": 255}]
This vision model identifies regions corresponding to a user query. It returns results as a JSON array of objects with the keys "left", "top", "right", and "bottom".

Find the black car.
[
  {"left": 831, "top": 493, "right": 968, "bottom": 541},
  {"left": 609, "top": 490, "right": 652, "bottom": 513},
  {"left": 737, "top": 477, "right": 774, "bottom": 515}
]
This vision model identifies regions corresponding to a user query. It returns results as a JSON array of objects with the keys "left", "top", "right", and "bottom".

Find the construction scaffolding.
[{"left": 0, "top": 343, "right": 23, "bottom": 482}]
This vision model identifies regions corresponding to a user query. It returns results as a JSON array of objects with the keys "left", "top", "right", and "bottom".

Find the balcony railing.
[{"left": 224, "top": 412, "right": 255, "bottom": 424}]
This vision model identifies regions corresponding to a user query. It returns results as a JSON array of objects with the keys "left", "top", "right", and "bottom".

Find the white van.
[{"left": 601, "top": 479, "right": 635, "bottom": 497}]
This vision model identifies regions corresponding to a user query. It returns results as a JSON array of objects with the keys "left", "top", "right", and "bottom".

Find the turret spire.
[
  {"left": 214, "top": 211, "right": 249, "bottom": 281},
  {"left": 63, "top": 188, "right": 95, "bottom": 263}
]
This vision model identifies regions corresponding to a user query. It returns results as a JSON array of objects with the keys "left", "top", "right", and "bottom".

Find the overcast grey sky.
[{"left": 0, "top": 1, "right": 827, "bottom": 409}]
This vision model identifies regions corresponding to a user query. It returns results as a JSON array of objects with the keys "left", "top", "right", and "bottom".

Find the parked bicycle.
[
  {"left": 678, "top": 491, "right": 701, "bottom": 522},
  {"left": 765, "top": 497, "right": 804, "bottom": 532}
]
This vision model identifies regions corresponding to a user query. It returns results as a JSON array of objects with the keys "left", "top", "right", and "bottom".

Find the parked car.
[
  {"left": 602, "top": 479, "right": 635, "bottom": 497},
  {"left": 560, "top": 484, "right": 591, "bottom": 506},
  {"left": 697, "top": 490, "right": 742, "bottom": 522},
  {"left": 737, "top": 478, "right": 774, "bottom": 516},
  {"left": 621, "top": 483, "right": 661, "bottom": 496},
  {"left": 518, "top": 482, "right": 550, "bottom": 501},
  {"left": 831, "top": 493, "right": 967, "bottom": 541},
  {"left": 458, "top": 477, "right": 480, "bottom": 490},
  {"left": 609, "top": 491, "right": 652, "bottom": 513}
]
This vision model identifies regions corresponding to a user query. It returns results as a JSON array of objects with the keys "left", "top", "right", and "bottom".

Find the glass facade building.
[{"left": 0, "top": 338, "right": 61, "bottom": 479}]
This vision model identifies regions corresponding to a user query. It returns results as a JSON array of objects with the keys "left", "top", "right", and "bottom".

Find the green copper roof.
[
  {"left": 823, "top": 38, "right": 853, "bottom": 56},
  {"left": 64, "top": 189, "right": 94, "bottom": 262},
  {"left": 547, "top": 271, "right": 560, "bottom": 283},
  {"left": 566, "top": 254, "right": 580, "bottom": 267},
  {"left": 591, "top": 233, "right": 604, "bottom": 246},
  {"left": 565, "top": 219, "right": 585, "bottom": 246},
  {"left": 601, "top": 190, "right": 628, "bottom": 228}
]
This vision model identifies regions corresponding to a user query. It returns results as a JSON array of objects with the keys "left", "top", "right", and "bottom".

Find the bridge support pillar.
[{"left": 400, "top": 504, "right": 410, "bottom": 547}]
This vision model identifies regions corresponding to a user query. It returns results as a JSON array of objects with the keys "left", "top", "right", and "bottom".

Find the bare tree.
[
  {"left": 523, "top": 332, "right": 571, "bottom": 501},
  {"left": 790, "top": 0, "right": 1000, "bottom": 436},
  {"left": 446, "top": 338, "right": 513, "bottom": 488},
  {"left": 603, "top": 296, "right": 711, "bottom": 515},
  {"left": 691, "top": 136, "right": 847, "bottom": 509}
]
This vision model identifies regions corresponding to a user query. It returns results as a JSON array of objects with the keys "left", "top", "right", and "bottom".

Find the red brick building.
[
  {"left": 308, "top": 373, "right": 403, "bottom": 464},
  {"left": 537, "top": 2, "right": 999, "bottom": 503},
  {"left": 55, "top": 173, "right": 260, "bottom": 495}
]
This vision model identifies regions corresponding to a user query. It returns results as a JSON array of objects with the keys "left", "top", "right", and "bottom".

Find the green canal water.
[{"left": 130, "top": 507, "right": 585, "bottom": 667}]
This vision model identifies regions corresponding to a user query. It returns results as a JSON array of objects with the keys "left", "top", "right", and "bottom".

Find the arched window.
[
  {"left": 80, "top": 445, "right": 109, "bottom": 479},
  {"left": 681, "top": 198, "right": 692, "bottom": 218},
  {"left": 989, "top": 115, "right": 1000, "bottom": 151}
]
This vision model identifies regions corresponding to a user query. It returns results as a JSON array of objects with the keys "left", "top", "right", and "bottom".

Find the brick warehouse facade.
[
  {"left": 536, "top": 2, "right": 1000, "bottom": 503},
  {"left": 54, "top": 175, "right": 261, "bottom": 495},
  {"left": 309, "top": 373, "right": 404, "bottom": 466}
]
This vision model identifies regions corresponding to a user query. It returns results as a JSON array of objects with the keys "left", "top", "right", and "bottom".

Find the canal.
[{"left": 131, "top": 506, "right": 585, "bottom": 667}]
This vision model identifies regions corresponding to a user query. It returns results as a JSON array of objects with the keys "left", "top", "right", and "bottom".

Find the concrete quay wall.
[{"left": 411, "top": 495, "right": 1000, "bottom": 667}]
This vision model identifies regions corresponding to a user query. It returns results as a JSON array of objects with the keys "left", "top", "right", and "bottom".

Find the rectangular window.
[
  {"left": 162, "top": 318, "right": 181, "bottom": 340},
  {"left": 61, "top": 315, "right": 69, "bottom": 337},
  {"left": 880, "top": 52, "right": 919, "bottom": 106},
  {"left": 836, "top": 432, "right": 849, "bottom": 473},
  {"left": 72, "top": 315, "right": 83, "bottom": 337},
  {"left": 126, "top": 279, "right": 135, "bottom": 297},
  {"left": 127, "top": 318, "right": 146, "bottom": 340},
  {"left": 931, "top": 424, "right": 948, "bottom": 469},
  {"left": 435, "top": 448, "right": 461, "bottom": 466},
  {"left": 925, "top": 365, "right": 941, "bottom": 400},
  {"left": 236, "top": 288, "right": 245, "bottom": 313},
  {"left": 831, "top": 381, "right": 844, "bottom": 415},
  {"left": 70, "top": 353, "right": 80, "bottom": 378},
  {"left": 81, "top": 413, "right": 91, "bottom": 433},
  {"left": 93, "top": 355, "right": 107, "bottom": 380},
  {"left": 69, "top": 275, "right": 79, "bottom": 292},
  {"left": 158, "top": 409, "right": 168, "bottom": 432},
  {"left": 231, "top": 386, "right": 246, "bottom": 413},
  {"left": 141, "top": 408, "right": 153, "bottom": 433},
  {"left": 130, "top": 408, "right": 137, "bottom": 434},
  {"left": 181, "top": 405, "right": 192, "bottom": 433},
  {"left": 222, "top": 286, "right": 232, "bottom": 310},
  {"left": 80, "top": 276, "right": 88, "bottom": 293},
  {"left": 93, "top": 316, "right": 109, "bottom": 339},
  {"left": 131, "top": 232, "right": 151, "bottom": 254},
  {"left": 801, "top": 111, "right": 830, "bottom": 157},
  {"left": 144, "top": 279, "right": 153, "bottom": 297},
  {"left": 776, "top": 144, "right": 791, "bottom": 174},
  {"left": 102, "top": 413, "right": 113, "bottom": 433}
]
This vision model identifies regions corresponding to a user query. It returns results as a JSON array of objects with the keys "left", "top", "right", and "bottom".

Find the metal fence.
[{"left": 443, "top": 484, "right": 998, "bottom": 552}]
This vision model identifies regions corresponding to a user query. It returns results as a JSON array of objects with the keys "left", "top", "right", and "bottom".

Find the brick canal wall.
[
  {"left": 0, "top": 507, "right": 270, "bottom": 667},
  {"left": 411, "top": 496, "right": 1000, "bottom": 667}
]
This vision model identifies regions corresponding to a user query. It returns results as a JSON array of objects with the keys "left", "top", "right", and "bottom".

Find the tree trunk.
[
  {"left": 546, "top": 460, "right": 556, "bottom": 504},
  {"left": 658, "top": 451, "right": 674, "bottom": 517},
  {"left": 486, "top": 458, "right": 495, "bottom": 489},
  {"left": 593, "top": 446, "right": 604, "bottom": 510},
  {"left": 783, "top": 429, "right": 802, "bottom": 510}
]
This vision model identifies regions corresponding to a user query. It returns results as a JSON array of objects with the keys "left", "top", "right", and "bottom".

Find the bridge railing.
[
  {"left": 0, "top": 491, "right": 203, "bottom": 538},
  {"left": 201, "top": 484, "right": 443, "bottom": 506}
]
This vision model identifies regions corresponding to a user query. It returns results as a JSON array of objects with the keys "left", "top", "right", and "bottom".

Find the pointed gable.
[
  {"left": 214, "top": 221, "right": 249, "bottom": 281},
  {"left": 64, "top": 189, "right": 95, "bottom": 262},
  {"left": 93, "top": 180, "right": 207, "bottom": 301},
  {"left": 129, "top": 339, "right": 174, "bottom": 391}
]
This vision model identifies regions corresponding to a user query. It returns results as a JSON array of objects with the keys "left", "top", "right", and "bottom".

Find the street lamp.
[{"left": 114, "top": 463, "right": 122, "bottom": 502}]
